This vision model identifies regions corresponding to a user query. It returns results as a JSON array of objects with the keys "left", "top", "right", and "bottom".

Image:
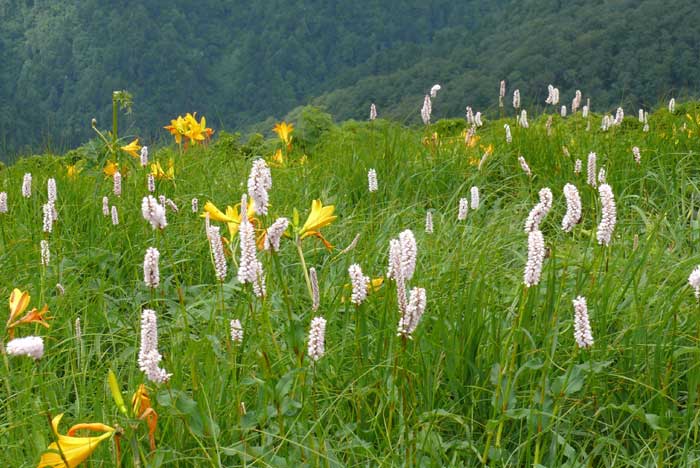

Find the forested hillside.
[{"left": 0, "top": 0, "right": 698, "bottom": 156}]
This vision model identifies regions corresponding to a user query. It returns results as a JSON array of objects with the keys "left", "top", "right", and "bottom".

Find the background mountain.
[{"left": 1, "top": 0, "right": 698, "bottom": 156}]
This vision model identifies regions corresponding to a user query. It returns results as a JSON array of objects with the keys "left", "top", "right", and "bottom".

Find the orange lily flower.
[
  {"left": 298, "top": 200, "right": 337, "bottom": 250},
  {"left": 6, "top": 289, "right": 50, "bottom": 339},
  {"left": 132, "top": 385, "right": 158, "bottom": 451}
]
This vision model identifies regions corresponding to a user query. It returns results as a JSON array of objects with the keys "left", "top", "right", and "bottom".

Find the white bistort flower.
[
  {"left": 397, "top": 287, "right": 427, "bottom": 338},
  {"left": 348, "top": 264, "right": 370, "bottom": 305},
  {"left": 596, "top": 184, "right": 617, "bottom": 246},
  {"left": 307, "top": 316, "right": 327, "bottom": 362},
  {"left": 458, "top": 198, "right": 468, "bottom": 221},
  {"left": 471, "top": 186, "right": 480, "bottom": 210},
  {"left": 572, "top": 296, "right": 594, "bottom": 348},
  {"left": 561, "top": 184, "right": 582, "bottom": 232},
  {"left": 689, "top": 266, "right": 700, "bottom": 298},
  {"left": 230, "top": 319, "right": 243, "bottom": 343},
  {"left": 368, "top": 169, "right": 378, "bottom": 193},
  {"left": 6, "top": 336, "right": 44, "bottom": 360},
  {"left": 264, "top": 217, "right": 289, "bottom": 252},
  {"left": 248, "top": 158, "right": 272, "bottom": 216},
  {"left": 143, "top": 247, "right": 160, "bottom": 288},
  {"left": 586, "top": 152, "right": 597, "bottom": 187},
  {"left": 22, "top": 173, "right": 32, "bottom": 198},
  {"left": 523, "top": 229, "right": 545, "bottom": 287},
  {"left": 138, "top": 309, "right": 171, "bottom": 384}
]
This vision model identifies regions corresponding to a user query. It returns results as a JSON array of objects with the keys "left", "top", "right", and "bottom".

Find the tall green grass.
[{"left": 2, "top": 103, "right": 700, "bottom": 466}]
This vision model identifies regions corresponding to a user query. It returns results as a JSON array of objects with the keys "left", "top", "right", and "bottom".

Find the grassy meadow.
[{"left": 2, "top": 99, "right": 700, "bottom": 467}]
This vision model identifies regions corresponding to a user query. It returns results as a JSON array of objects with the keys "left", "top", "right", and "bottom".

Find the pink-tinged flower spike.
[
  {"left": 560, "top": 105, "right": 567, "bottom": 117},
  {"left": 638, "top": 109, "right": 645, "bottom": 122},
  {"left": 561, "top": 184, "right": 582, "bottom": 232},
  {"left": 513, "top": 89, "right": 520, "bottom": 109},
  {"left": 689, "top": 266, "right": 700, "bottom": 298},
  {"left": 22, "top": 173, "right": 32, "bottom": 198},
  {"left": 307, "top": 316, "right": 327, "bottom": 362},
  {"left": 574, "top": 159, "right": 582, "bottom": 175},
  {"left": 572, "top": 90, "right": 581, "bottom": 112},
  {"left": 40, "top": 240, "right": 50, "bottom": 266},
  {"left": 369, "top": 103, "right": 377, "bottom": 121},
  {"left": 42, "top": 203, "right": 54, "bottom": 233},
  {"left": 208, "top": 226, "right": 227, "bottom": 282},
  {"left": 397, "top": 287, "right": 427, "bottom": 338},
  {"left": 586, "top": 152, "right": 597, "bottom": 188},
  {"left": 632, "top": 146, "right": 641, "bottom": 165},
  {"left": 113, "top": 171, "right": 122, "bottom": 197},
  {"left": 475, "top": 112, "right": 483, "bottom": 127},
  {"left": 524, "top": 188, "right": 553, "bottom": 233},
  {"left": 523, "top": 229, "right": 545, "bottom": 287},
  {"left": 143, "top": 247, "right": 160, "bottom": 289},
  {"left": 367, "top": 169, "right": 378, "bottom": 193},
  {"left": 545, "top": 84, "right": 555, "bottom": 105},
  {"left": 309, "top": 267, "right": 320, "bottom": 311},
  {"left": 138, "top": 309, "right": 171, "bottom": 384},
  {"left": 6, "top": 336, "right": 44, "bottom": 360},
  {"left": 165, "top": 199, "right": 178, "bottom": 212},
  {"left": 573, "top": 296, "right": 594, "bottom": 348},
  {"left": 582, "top": 105, "right": 589, "bottom": 118},
  {"left": 111, "top": 206, "right": 119, "bottom": 225},
  {"left": 597, "top": 167, "right": 606, "bottom": 184},
  {"left": 518, "top": 156, "right": 531, "bottom": 177},
  {"left": 519, "top": 110, "right": 529, "bottom": 128},
  {"left": 421, "top": 95, "right": 432, "bottom": 125},
  {"left": 340, "top": 233, "right": 360, "bottom": 254},
  {"left": 102, "top": 196, "right": 109, "bottom": 216},
  {"left": 0, "top": 192, "right": 7, "bottom": 213},
  {"left": 399, "top": 229, "right": 417, "bottom": 280},
  {"left": 248, "top": 158, "right": 272, "bottom": 216},
  {"left": 47, "top": 178, "right": 57, "bottom": 204},
  {"left": 499, "top": 80, "right": 506, "bottom": 99},
  {"left": 230, "top": 319, "right": 243, "bottom": 343},
  {"left": 349, "top": 264, "right": 370, "bottom": 305},
  {"left": 388, "top": 238, "right": 408, "bottom": 315},
  {"left": 465, "top": 106, "right": 474, "bottom": 124},
  {"left": 430, "top": 84, "right": 441, "bottom": 98},
  {"left": 140, "top": 146, "right": 149, "bottom": 167},
  {"left": 614, "top": 107, "right": 624, "bottom": 125},
  {"left": 425, "top": 211, "right": 433, "bottom": 234},
  {"left": 458, "top": 198, "right": 468, "bottom": 221},
  {"left": 596, "top": 184, "right": 617, "bottom": 246},
  {"left": 141, "top": 195, "right": 167, "bottom": 230},
  {"left": 147, "top": 174, "right": 155, "bottom": 193},
  {"left": 264, "top": 217, "right": 289, "bottom": 252},
  {"left": 237, "top": 194, "right": 258, "bottom": 285},
  {"left": 669, "top": 98, "right": 676, "bottom": 113},
  {"left": 191, "top": 198, "right": 198, "bottom": 213},
  {"left": 470, "top": 186, "right": 480, "bottom": 210},
  {"left": 504, "top": 124, "right": 512, "bottom": 144},
  {"left": 252, "top": 260, "right": 266, "bottom": 298}
]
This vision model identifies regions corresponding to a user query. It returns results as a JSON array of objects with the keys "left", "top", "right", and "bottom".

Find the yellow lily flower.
[
  {"left": 65, "top": 164, "right": 82, "bottom": 180},
  {"left": 120, "top": 138, "right": 141, "bottom": 158},
  {"left": 132, "top": 385, "right": 158, "bottom": 451},
  {"left": 201, "top": 201, "right": 257, "bottom": 240},
  {"left": 6, "top": 289, "right": 50, "bottom": 339},
  {"left": 103, "top": 161, "right": 119, "bottom": 178},
  {"left": 273, "top": 122, "right": 294, "bottom": 149},
  {"left": 299, "top": 200, "right": 337, "bottom": 239},
  {"left": 270, "top": 149, "right": 286, "bottom": 167},
  {"left": 184, "top": 113, "right": 207, "bottom": 145},
  {"left": 150, "top": 160, "right": 175, "bottom": 180},
  {"left": 8, "top": 288, "right": 30, "bottom": 326},
  {"left": 37, "top": 414, "right": 114, "bottom": 468},
  {"left": 164, "top": 116, "right": 187, "bottom": 145}
]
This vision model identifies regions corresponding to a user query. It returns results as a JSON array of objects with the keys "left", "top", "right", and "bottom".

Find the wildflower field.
[{"left": 3, "top": 90, "right": 700, "bottom": 467}]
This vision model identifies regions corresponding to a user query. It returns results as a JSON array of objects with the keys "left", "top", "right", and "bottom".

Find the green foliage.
[{"left": 4, "top": 97, "right": 700, "bottom": 465}]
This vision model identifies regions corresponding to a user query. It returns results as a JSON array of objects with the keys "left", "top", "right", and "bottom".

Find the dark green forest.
[{"left": 1, "top": 0, "right": 698, "bottom": 156}]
